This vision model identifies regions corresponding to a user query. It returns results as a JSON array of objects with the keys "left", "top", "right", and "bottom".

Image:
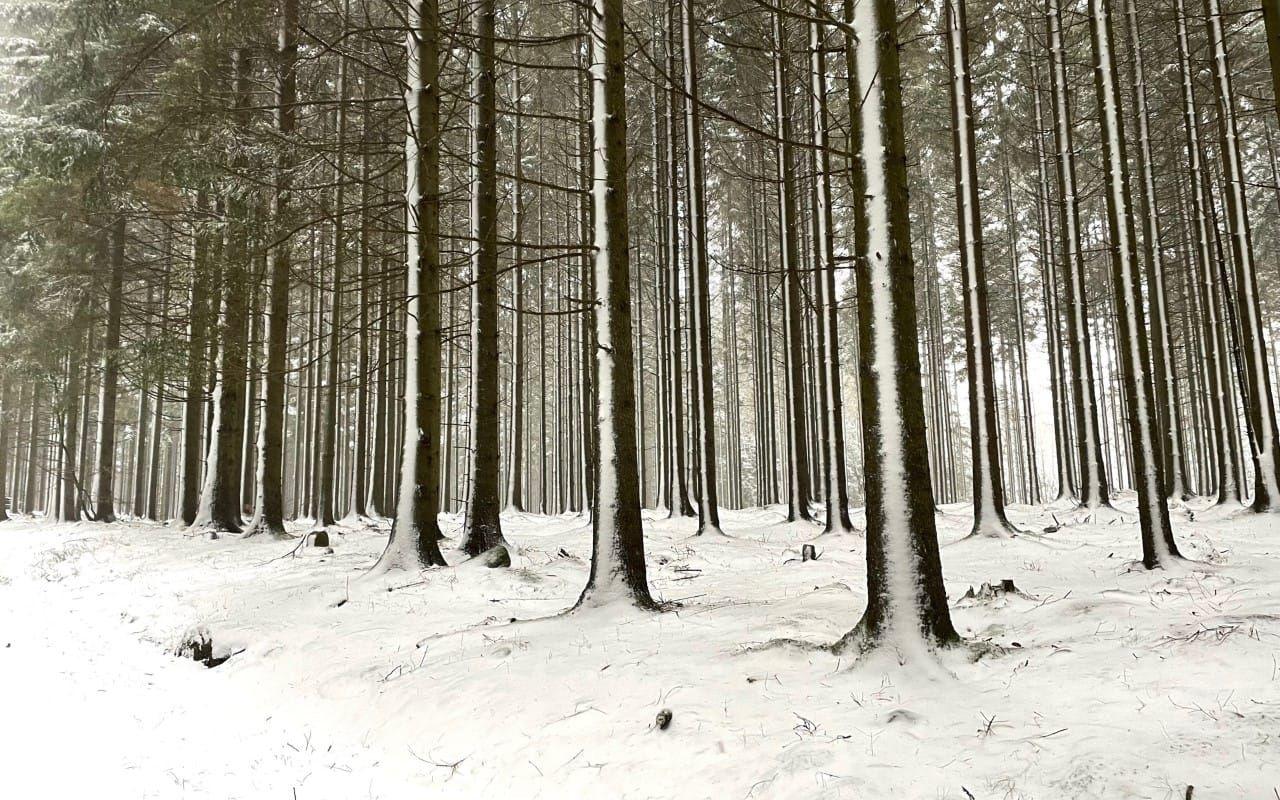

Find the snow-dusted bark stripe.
[
  {"left": 1174, "top": 0, "right": 1235, "bottom": 505},
  {"left": 809, "top": 18, "right": 853, "bottom": 534},
  {"left": 1088, "top": 0, "right": 1178, "bottom": 566},
  {"left": 1203, "top": 0, "right": 1280, "bottom": 511},
  {"left": 680, "top": 0, "right": 722, "bottom": 535},
  {"left": 576, "top": 0, "right": 654, "bottom": 609},
  {"left": 1046, "top": 0, "right": 1110, "bottom": 509},
  {"left": 845, "top": 0, "right": 955, "bottom": 652},
  {"left": 1123, "top": 0, "right": 1184, "bottom": 499},
  {"left": 945, "top": 0, "right": 1013, "bottom": 537}
]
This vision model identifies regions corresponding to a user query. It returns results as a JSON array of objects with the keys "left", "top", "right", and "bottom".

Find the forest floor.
[{"left": 1, "top": 498, "right": 1278, "bottom": 799}]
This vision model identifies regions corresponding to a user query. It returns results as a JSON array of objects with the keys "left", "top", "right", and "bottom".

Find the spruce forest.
[{"left": 2, "top": 0, "right": 1280, "bottom": 795}]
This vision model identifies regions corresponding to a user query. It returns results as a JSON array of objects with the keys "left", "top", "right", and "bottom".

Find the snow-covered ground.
[{"left": 1, "top": 499, "right": 1277, "bottom": 799}]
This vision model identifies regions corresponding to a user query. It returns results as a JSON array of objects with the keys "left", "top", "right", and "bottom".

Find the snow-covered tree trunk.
[
  {"left": 1087, "top": 0, "right": 1182, "bottom": 567},
  {"left": 1265, "top": 0, "right": 1280, "bottom": 130},
  {"left": 809, "top": 18, "right": 854, "bottom": 535},
  {"left": 145, "top": 273, "right": 166, "bottom": 521},
  {"left": 1123, "top": 0, "right": 1185, "bottom": 500},
  {"left": 179, "top": 192, "right": 210, "bottom": 526},
  {"left": 945, "top": 0, "right": 1017, "bottom": 538},
  {"left": 1174, "top": 0, "right": 1234, "bottom": 506},
  {"left": 457, "top": 0, "right": 507, "bottom": 557},
  {"left": 246, "top": 0, "right": 297, "bottom": 539},
  {"left": 664, "top": 5, "right": 694, "bottom": 520},
  {"left": 318, "top": 30, "right": 349, "bottom": 529},
  {"left": 138, "top": 255, "right": 170, "bottom": 521},
  {"left": 576, "top": 53, "right": 596, "bottom": 516},
  {"left": 61, "top": 292, "right": 95, "bottom": 521},
  {"left": 999, "top": 142, "right": 1040, "bottom": 505},
  {"left": 835, "top": 0, "right": 958, "bottom": 655},
  {"left": 0, "top": 379, "right": 11, "bottom": 521},
  {"left": 193, "top": 51, "right": 253, "bottom": 535},
  {"left": 22, "top": 383, "right": 41, "bottom": 514},
  {"left": 373, "top": 0, "right": 448, "bottom": 573},
  {"left": 1203, "top": 0, "right": 1280, "bottom": 512},
  {"left": 369, "top": 272, "right": 388, "bottom": 517},
  {"left": 132, "top": 284, "right": 154, "bottom": 518},
  {"left": 505, "top": 68, "right": 527, "bottom": 514},
  {"left": 680, "top": 0, "right": 723, "bottom": 536},
  {"left": 772, "top": 5, "right": 813, "bottom": 524},
  {"left": 648, "top": 14, "right": 671, "bottom": 511},
  {"left": 352, "top": 78, "right": 372, "bottom": 521},
  {"left": 1046, "top": 0, "right": 1110, "bottom": 510},
  {"left": 93, "top": 215, "right": 125, "bottom": 523},
  {"left": 575, "top": 0, "right": 656, "bottom": 610}
]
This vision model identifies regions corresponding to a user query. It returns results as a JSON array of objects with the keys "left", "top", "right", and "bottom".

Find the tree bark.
[
  {"left": 575, "top": 0, "right": 656, "bottom": 609},
  {"left": 1123, "top": 0, "right": 1184, "bottom": 500},
  {"left": 1046, "top": 0, "right": 1111, "bottom": 509},
  {"left": 810, "top": 17, "right": 854, "bottom": 534},
  {"left": 837, "top": 0, "right": 958, "bottom": 654},
  {"left": 93, "top": 215, "right": 126, "bottom": 523},
  {"left": 945, "top": 0, "right": 1017, "bottom": 537},
  {"left": 1087, "top": 0, "right": 1181, "bottom": 566},
  {"left": 193, "top": 50, "right": 253, "bottom": 534},
  {"left": 773, "top": 4, "right": 813, "bottom": 524},
  {"left": 246, "top": 0, "right": 297, "bottom": 538},
  {"left": 680, "top": 0, "right": 723, "bottom": 536},
  {"left": 1203, "top": 0, "right": 1280, "bottom": 511},
  {"left": 457, "top": 0, "right": 507, "bottom": 558},
  {"left": 374, "top": 0, "right": 449, "bottom": 571}
]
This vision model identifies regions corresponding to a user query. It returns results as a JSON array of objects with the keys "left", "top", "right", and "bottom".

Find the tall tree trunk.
[
  {"left": 1000, "top": 151, "right": 1040, "bottom": 505},
  {"left": 1088, "top": 0, "right": 1182, "bottom": 565},
  {"left": 60, "top": 296, "right": 90, "bottom": 522},
  {"left": 836, "top": 0, "right": 958, "bottom": 655},
  {"left": 180, "top": 192, "right": 211, "bottom": 526},
  {"left": 374, "top": 0, "right": 448, "bottom": 571},
  {"left": 810, "top": 17, "right": 854, "bottom": 534},
  {"left": 773, "top": 4, "right": 813, "bottom": 523},
  {"left": 1047, "top": 0, "right": 1111, "bottom": 509},
  {"left": 1031, "top": 69, "right": 1074, "bottom": 502},
  {"left": 505, "top": 66, "right": 527, "bottom": 513},
  {"left": 1203, "top": 0, "right": 1280, "bottom": 511},
  {"left": 247, "top": 0, "right": 297, "bottom": 538},
  {"left": 664, "top": 4, "right": 694, "bottom": 520},
  {"left": 352, "top": 75, "right": 372, "bottom": 520},
  {"left": 93, "top": 214, "right": 126, "bottom": 523},
  {"left": 146, "top": 261, "right": 170, "bottom": 520},
  {"left": 1123, "top": 0, "right": 1184, "bottom": 500},
  {"left": 1175, "top": 0, "right": 1234, "bottom": 505},
  {"left": 193, "top": 50, "right": 253, "bottom": 535},
  {"left": 457, "top": 0, "right": 507, "bottom": 558},
  {"left": 318, "top": 33, "right": 349, "bottom": 529},
  {"left": 575, "top": 0, "right": 656, "bottom": 609},
  {"left": 0, "top": 379, "right": 12, "bottom": 521},
  {"left": 945, "top": 0, "right": 1017, "bottom": 537},
  {"left": 369, "top": 260, "right": 389, "bottom": 517},
  {"left": 1264, "top": 0, "right": 1280, "bottom": 130},
  {"left": 131, "top": 284, "right": 153, "bottom": 518},
  {"left": 680, "top": 0, "right": 722, "bottom": 536},
  {"left": 23, "top": 382, "right": 42, "bottom": 514}
]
